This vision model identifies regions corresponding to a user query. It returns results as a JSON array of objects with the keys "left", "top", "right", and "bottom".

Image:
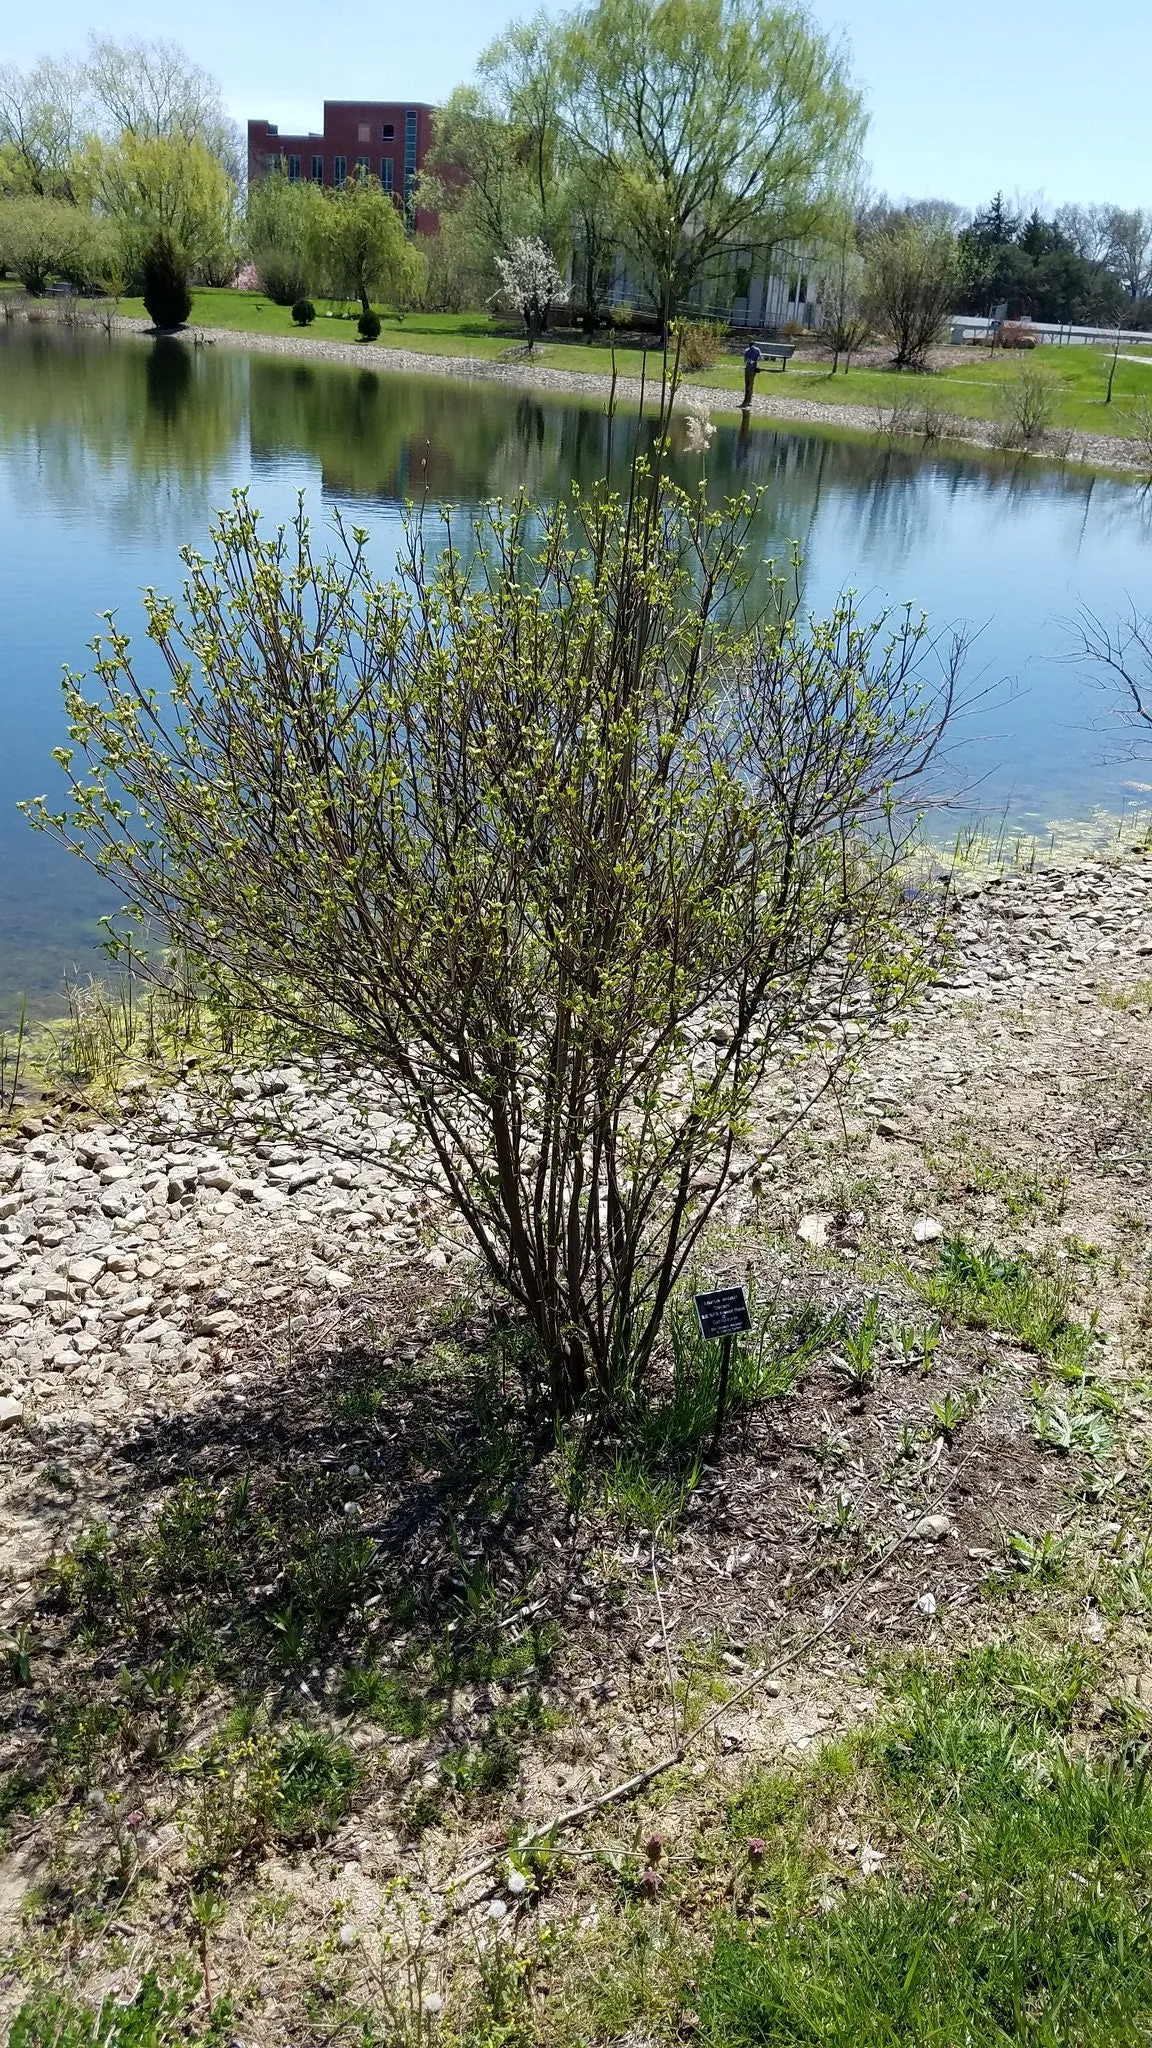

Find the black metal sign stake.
[{"left": 693, "top": 1285, "right": 752, "bottom": 1447}]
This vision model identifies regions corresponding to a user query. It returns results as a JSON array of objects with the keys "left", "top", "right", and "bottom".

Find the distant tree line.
[{"left": 956, "top": 192, "right": 1152, "bottom": 326}]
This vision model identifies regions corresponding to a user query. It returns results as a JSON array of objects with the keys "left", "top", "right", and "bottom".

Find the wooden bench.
[{"left": 756, "top": 342, "right": 795, "bottom": 371}]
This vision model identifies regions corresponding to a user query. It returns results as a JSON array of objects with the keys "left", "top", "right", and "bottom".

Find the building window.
[
  {"left": 311, "top": 154, "right": 324, "bottom": 183},
  {"left": 381, "top": 157, "right": 394, "bottom": 193},
  {"left": 334, "top": 155, "right": 347, "bottom": 186},
  {"left": 287, "top": 153, "right": 301, "bottom": 181},
  {"left": 404, "top": 109, "right": 418, "bottom": 216},
  {"left": 266, "top": 151, "right": 280, "bottom": 172},
  {"left": 382, "top": 122, "right": 394, "bottom": 139},
  {"left": 358, "top": 122, "right": 371, "bottom": 143},
  {"left": 355, "top": 155, "right": 369, "bottom": 179}
]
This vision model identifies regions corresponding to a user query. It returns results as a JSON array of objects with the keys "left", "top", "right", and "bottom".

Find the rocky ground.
[
  {"left": 3, "top": 846, "right": 1152, "bottom": 2037},
  {"left": 2, "top": 847, "right": 1150, "bottom": 1453}
]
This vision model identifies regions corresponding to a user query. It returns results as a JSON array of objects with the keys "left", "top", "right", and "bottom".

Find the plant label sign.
[{"left": 694, "top": 1285, "right": 752, "bottom": 1341}]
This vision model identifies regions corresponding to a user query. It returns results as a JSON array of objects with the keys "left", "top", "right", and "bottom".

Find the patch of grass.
[
  {"left": 1031, "top": 1384, "right": 1116, "bottom": 1461},
  {"left": 339, "top": 1664, "right": 436, "bottom": 1737},
  {"left": 179, "top": 1723, "right": 359, "bottom": 1874},
  {"left": 273, "top": 1725, "right": 360, "bottom": 1841},
  {"left": 950, "top": 1143, "right": 1069, "bottom": 1221},
  {"left": 921, "top": 1234, "right": 1096, "bottom": 1368},
  {"left": 696, "top": 1646, "right": 1152, "bottom": 2047},
  {"left": 836, "top": 1296, "right": 882, "bottom": 1392},
  {"left": 1100, "top": 979, "right": 1152, "bottom": 1014}
]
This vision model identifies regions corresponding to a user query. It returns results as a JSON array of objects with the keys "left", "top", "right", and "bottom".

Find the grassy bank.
[{"left": 99, "top": 289, "right": 1152, "bottom": 441}]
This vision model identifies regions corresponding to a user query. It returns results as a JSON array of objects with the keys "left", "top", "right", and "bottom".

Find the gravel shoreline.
[{"left": 84, "top": 312, "right": 1151, "bottom": 477}]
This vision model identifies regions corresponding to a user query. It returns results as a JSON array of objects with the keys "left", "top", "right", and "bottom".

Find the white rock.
[
  {"left": 912, "top": 1217, "right": 944, "bottom": 1245},
  {"left": 67, "top": 1256, "right": 104, "bottom": 1287},
  {"left": 798, "top": 1213, "right": 832, "bottom": 1249},
  {"left": 0, "top": 1396, "right": 22, "bottom": 1427},
  {"left": 914, "top": 1591, "right": 938, "bottom": 1617},
  {"left": 195, "top": 1309, "right": 241, "bottom": 1336},
  {"left": 913, "top": 1514, "right": 951, "bottom": 1542}
]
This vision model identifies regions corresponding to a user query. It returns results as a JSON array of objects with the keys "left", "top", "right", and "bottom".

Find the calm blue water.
[{"left": 2, "top": 325, "right": 1151, "bottom": 1019}]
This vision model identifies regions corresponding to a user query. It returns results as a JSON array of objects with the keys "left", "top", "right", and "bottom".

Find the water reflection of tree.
[
  {"left": 0, "top": 328, "right": 243, "bottom": 540},
  {"left": 245, "top": 359, "right": 832, "bottom": 604}
]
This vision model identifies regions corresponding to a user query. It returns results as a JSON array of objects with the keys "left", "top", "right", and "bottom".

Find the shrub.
[
  {"left": 999, "top": 320, "right": 1038, "bottom": 349},
  {"left": 673, "top": 318, "right": 726, "bottom": 371},
  {"left": 38, "top": 447, "right": 959, "bottom": 1419},
  {"left": 995, "top": 363, "right": 1054, "bottom": 448},
  {"left": 141, "top": 231, "right": 191, "bottom": 330},
  {"left": 254, "top": 246, "right": 313, "bottom": 306},
  {"left": 357, "top": 308, "right": 381, "bottom": 340},
  {"left": 291, "top": 297, "right": 316, "bottom": 326}
]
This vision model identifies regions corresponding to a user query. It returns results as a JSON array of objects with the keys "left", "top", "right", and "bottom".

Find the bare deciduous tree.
[
  {"left": 85, "top": 35, "right": 241, "bottom": 179},
  {"left": 816, "top": 207, "right": 870, "bottom": 371},
  {"left": 0, "top": 57, "right": 87, "bottom": 198},
  {"left": 1073, "top": 606, "right": 1152, "bottom": 743},
  {"left": 1104, "top": 207, "right": 1152, "bottom": 302},
  {"left": 862, "top": 218, "right": 958, "bottom": 370}
]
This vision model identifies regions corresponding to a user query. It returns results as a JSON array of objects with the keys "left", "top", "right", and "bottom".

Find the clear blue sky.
[{"left": 4, "top": 0, "right": 1149, "bottom": 211}]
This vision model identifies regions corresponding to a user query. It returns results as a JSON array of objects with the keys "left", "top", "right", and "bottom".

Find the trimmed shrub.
[
  {"left": 291, "top": 297, "right": 316, "bottom": 326},
  {"left": 141, "top": 231, "right": 191, "bottom": 330},
  {"left": 357, "top": 309, "right": 381, "bottom": 341}
]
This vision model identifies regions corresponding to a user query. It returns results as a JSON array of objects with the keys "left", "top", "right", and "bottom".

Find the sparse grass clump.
[
  {"left": 921, "top": 1234, "right": 1095, "bottom": 1369},
  {"left": 599, "top": 1295, "right": 841, "bottom": 1532},
  {"left": 11, "top": 1966, "right": 226, "bottom": 2047}
]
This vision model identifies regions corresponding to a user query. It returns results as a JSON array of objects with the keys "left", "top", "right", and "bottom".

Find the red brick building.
[{"left": 248, "top": 102, "right": 437, "bottom": 233}]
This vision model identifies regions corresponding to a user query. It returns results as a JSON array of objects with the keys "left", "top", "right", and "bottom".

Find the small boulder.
[{"left": 912, "top": 1217, "right": 944, "bottom": 1246}]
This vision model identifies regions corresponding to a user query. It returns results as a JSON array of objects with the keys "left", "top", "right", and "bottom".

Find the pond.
[{"left": 2, "top": 324, "right": 1151, "bottom": 1022}]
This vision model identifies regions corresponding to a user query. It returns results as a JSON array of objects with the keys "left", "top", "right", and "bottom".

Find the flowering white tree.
[{"left": 495, "top": 234, "right": 564, "bottom": 338}]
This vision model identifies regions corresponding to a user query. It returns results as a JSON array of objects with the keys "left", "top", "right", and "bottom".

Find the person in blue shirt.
[{"left": 742, "top": 342, "right": 763, "bottom": 409}]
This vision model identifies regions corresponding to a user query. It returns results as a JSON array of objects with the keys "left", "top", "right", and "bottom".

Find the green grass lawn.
[
  {"left": 694, "top": 1647, "right": 1152, "bottom": 2047},
  {"left": 103, "top": 287, "right": 1152, "bottom": 442}
]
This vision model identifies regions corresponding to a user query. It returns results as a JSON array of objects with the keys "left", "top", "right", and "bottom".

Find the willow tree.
[
  {"left": 563, "top": 0, "right": 864, "bottom": 334},
  {"left": 316, "top": 167, "right": 425, "bottom": 316},
  {"left": 35, "top": 438, "right": 957, "bottom": 1416}
]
